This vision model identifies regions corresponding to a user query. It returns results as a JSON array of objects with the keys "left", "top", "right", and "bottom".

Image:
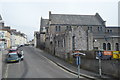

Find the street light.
[{"left": 93, "top": 39, "right": 97, "bottom": 50}]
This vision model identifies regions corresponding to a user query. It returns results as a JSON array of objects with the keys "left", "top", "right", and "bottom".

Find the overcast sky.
[{"left": 0, "top": 0, "right": 119, "bottom": 41}]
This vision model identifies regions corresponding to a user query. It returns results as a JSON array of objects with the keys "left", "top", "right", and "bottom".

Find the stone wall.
[
  {"left": 81, "top": 58, "right": 120, "bottom": 78},
  {"left": 73, "top": 27, "right": 87, "bottom": 50}
]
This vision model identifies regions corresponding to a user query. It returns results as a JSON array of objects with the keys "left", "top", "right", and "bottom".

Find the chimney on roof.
[
  {"left": 49, "top": 11, "right": 51, "bottom": 21},
  {"left": 49, "top": 11, "right": 51, "bottom": 15}
]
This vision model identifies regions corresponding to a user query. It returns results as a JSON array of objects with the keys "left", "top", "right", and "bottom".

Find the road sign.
[
  {"left": 71, "top": 52, "right": 85, "bottom": 78},
  {"left": 71, "top": 52, "right": 86, "bottom": 56},
  {"left": 98, "top": 51, "right": 102, "bottom": 57},
  {"left": 76, "top": 56, "right": 80, "bottom": 65}
]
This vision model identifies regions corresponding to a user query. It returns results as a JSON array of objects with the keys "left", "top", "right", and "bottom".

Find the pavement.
[
  {"left": 0, "top": 49, "right": 6, "bottom": 80},
  {"left": 0, "top": 50, "right": 2, "bottom": 80},
  {"left": 1, "top": 49, "right": 8, "bottom": 79},
  {"left": 34, "top": 47, "right": 117, "bottom": 80}
]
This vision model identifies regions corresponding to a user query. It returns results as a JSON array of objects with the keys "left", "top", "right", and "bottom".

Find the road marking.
[{"left": 40, "top": 54, "right": 79, "bottom": 78}]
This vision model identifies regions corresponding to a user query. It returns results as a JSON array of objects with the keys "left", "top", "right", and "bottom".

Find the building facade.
[
  {"left": 39, "top": 11, "right": 120, "bottom": 58},
  {"left": 0, "top": 15, "right": 5, "bottom": 49},
  {"left": 11, "top": 30, "right": 27, "bottom": 47},
  {"left": 0, "top": 14, "right": 27, "bottom": 49}
]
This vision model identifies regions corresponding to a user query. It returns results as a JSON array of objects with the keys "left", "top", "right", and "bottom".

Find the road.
[{"left": 3, "top": 46, "right": 86, "bottom": 78}]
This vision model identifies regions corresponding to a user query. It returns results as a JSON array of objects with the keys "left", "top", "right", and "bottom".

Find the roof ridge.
[{"left": 51, "top": 13, "right": 95, "bottom": 16}]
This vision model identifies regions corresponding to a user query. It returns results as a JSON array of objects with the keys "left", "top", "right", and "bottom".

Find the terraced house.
[
  {"left": 11, "top": 29, "right": 27, "bottom": 47},
  {"left": 0, "top": 14, "right": 27, "bottom": 49},
  {"left": 39, "top": 11, "right": 120, "bottom": 58},
  {"left": 0, "top": 15, "right": 6, "bottom": 49},
  {"left": 1, "top": 26, "right": 11, "bottom": 49}
]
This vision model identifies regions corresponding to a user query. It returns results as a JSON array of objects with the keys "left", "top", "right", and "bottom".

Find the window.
[
  {"left": 66, "top": 26, "right": 71, "bottom": 30},
  {"left": 88, "top": 27, "right": 89, "bottom": 30},
  {"left": 55, "top": 26, "right": 61, "bottom": 32},
  {"left": 98, "top": 27, "right": 99, "bottom": 31},
  {"left": 55, "top": 26, "right": 57, "bottom": 31},
  {"left": 88, "top": 26, "right": 92, "bottom": 31},
  {"left": 100, "top": 27, "right": 102, "bottom": 31},
  {"left": 116, "top": 43, "right": 119, "bottom": 51},
  {"left": 110, "top": 30, "right": 112, "bottom": 33},
  {"left": 72, "top": 36, "right": 75, "bottom": 50},
  {"left": 58, "top": 26, "right": 61, "bottom": 31},
  {"left": 107, "top": 43, "right": 111, "bottom": 50},
  {"left": 103, "top": 43, "right": 106, "bottom": 50},
  {"left": 107, "top": 29, "right": 112, "bottom": 33}
]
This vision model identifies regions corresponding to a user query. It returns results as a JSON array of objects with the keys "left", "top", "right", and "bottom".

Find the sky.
[{"left": 0, "top": 0, "right": 119, "bottom": 41}]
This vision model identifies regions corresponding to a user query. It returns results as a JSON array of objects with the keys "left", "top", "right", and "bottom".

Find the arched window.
[
  {"left": 116, "top": 43, "right": 119, "bottom": 51},
  {"left": 103, "top": 43, "right": 106, "bottom": 50},
  {"left": 107, "top": 43, "right": 111, "bottom": 50}
]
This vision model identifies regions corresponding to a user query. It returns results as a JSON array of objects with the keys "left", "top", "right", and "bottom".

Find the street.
[{"left": 2, "top": 46, "right": 86, "bottom": 78}]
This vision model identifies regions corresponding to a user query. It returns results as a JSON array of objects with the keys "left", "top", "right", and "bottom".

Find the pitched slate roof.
[
  {"left": 0, "top": 14, "right": 2, "bottom": 20},
  {"left": 49, "top": 13, "right": 105, "bottom": 26},
  {"left": 40, "top": 18, "right": 49, "bottom": 28}
]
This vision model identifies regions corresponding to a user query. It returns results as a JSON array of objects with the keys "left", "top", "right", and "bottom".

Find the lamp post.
[{"left": 93, "top": 39, "right": 97, "bottom": 50}]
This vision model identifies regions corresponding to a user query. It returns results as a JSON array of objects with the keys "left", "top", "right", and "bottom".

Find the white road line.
[{"left": 40, "top": 54, "right": 79, "bottom": 77}]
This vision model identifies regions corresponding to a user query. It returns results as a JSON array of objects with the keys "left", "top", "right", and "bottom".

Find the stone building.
[
  {"left": 39, "top": 17, "right": 49, "bottom": 49},
  {"left": 93, "top": 26, "right": 120, "bottom": 51},
  {"left": 39, "top": 11, "right": 120, "bottom": 58},
  {"left": 34, "top": 31, "right": 40, "bottom": 48}
]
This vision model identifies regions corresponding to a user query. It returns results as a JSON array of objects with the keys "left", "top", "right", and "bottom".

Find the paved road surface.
[{"left": 3, "top": 46, "right": 85, "bottom": 78}]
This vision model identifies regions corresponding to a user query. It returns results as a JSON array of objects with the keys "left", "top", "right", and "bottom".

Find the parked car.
[
  {"left": 6, "top": 52, "right": 20, "bottom": 63},
  {"left": 11, "top": 46, "right": 19, "bottom": 50},
  {"left": 8, "top": 49, "right": 18, "bottom": 53}
]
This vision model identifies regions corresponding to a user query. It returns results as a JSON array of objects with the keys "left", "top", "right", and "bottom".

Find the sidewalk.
[
  {"left": 35, "top": 48, "right": 116, "bottom": 80},
  {"left": 0, "top": 50, "right": 2, "bottom": 80},
  {"left": 0, "top": 49, "right": 8, "bottom": 79}
]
